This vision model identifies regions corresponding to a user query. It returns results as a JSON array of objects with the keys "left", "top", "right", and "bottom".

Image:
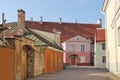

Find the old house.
[
  {"left": 62, "top": 35, "right": 91, "bottom": 66},
  {"left": 102, "top": 0, "right": 120, "bottom": 78},
  {"left": 94, "top": 28, "right": 106, "bottom": 67},
  {"left": 0, "top": 9, "right": 63, "bottom": 80},
  {"left": 27, "top": 28, "right": 63, "bottom": 74}
]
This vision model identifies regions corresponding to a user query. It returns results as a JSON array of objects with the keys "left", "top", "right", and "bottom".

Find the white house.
[
  {"left": 102, "top": 0, "right": 120, "bottom": 77},
  {"left": 94, "top": 28, "right": 106, "bottom": 67}
]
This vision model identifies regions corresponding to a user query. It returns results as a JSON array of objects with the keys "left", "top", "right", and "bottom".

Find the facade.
[
  {"left": 0, "top": 36, "right": 43, "bottom": 80},
  {"left": 7, "top": 37, "right": 44, "bottom": 80},
  {"left": 62, "top": 35, "right": 91, "bottom": 66},
  {"left": 94, "top": 28, "right": 106, "bottom": 67},
  {"left": 102, "top": 0, "right": 120, "bottom": 77}
]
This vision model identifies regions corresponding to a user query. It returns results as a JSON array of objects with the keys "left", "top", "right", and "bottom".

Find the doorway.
[
  {"left": 22, "top": 45, "right": 34, "bottom": 79},
  {"left": 71, "top": 57, "right": 76, "bottom": 65},
  {"left": 70, "top": 54, "right": 78, "bottom": 65}
]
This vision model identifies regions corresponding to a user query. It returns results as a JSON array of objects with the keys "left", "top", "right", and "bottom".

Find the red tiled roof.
[
  {"left": 1, "top": 21, "right": 101, "bottom": 43},
  {"left": 25, "top": 21, "right": 101, "bottom": 42},
  {"left": 96, "top": 29, "right": 105, "bottom": 42}
]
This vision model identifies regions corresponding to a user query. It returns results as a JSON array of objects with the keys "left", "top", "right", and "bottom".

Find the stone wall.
[{"left": 34, "top": 46, "right": 44, "bottom": 76}]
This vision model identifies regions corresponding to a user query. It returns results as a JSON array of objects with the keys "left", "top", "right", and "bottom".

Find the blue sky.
[{"left": 0, "top": 0, "right": 104, "bottom": 27}]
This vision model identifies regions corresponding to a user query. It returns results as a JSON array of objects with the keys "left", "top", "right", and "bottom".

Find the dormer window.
[{"left": 77, "top": 37, "right": 79, "bottom": 40}]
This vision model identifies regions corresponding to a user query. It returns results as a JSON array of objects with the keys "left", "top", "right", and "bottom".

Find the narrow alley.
[{"left": 28, "top": 66, "right": 113, "bottom": 80}]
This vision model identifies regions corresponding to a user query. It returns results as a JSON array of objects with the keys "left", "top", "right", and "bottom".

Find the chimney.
[
  {"left": 30, "top": 17, "right": 33, "bottom": 21},
  {"left": 74, "top": 19, "right": 77, "bottom": 23},
  {"left": 40, "top": 16, "right": 43, "bottom": 24},
  {"left": 97, "top": 18, "right": 102, "bottom": 25},
  {"left": 17, "top": 9, "right": 25, "bottom": 30},
  {"left": 2, "top": 13, "right": 6, "bottom": 25},
  {"left": 59, "top": 17, "right": 62, "bottom": 24}
]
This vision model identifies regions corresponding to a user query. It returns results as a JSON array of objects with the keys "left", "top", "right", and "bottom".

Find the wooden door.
[{"left": 71, "top": 57, "right": 76, "bottom": 65}]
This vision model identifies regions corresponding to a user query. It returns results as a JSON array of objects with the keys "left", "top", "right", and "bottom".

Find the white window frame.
[
  {"left": 102, "top": 56, "right": 106, "bottom": 63},
  {"left": 70, "top": 45, "right": 76, "bottom": 52},
  {"left": 81, "top": 45, "right": 85, "bottom": 52},
  {"left": 80, "top": 56, "right": 86, "bottom": 63},
  {"left": 102, "top": 43, "right": 106, "bottom": 50}
]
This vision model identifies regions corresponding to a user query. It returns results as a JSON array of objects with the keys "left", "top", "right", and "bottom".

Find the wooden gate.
[{"left": 0, "top": 47, "right": 14, "bottom": 80}]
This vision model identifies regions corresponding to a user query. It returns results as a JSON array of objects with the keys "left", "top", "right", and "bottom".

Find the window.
[
  {"left": 80, "top": 56, "right": 86, "bottom": 63},
  {"left": 102, "top": 44, "right": 106, "bottom": 50},
  {"left": 118, "top": 27, "right": 120, "bottom": 45},
  {"left": 81, "top": 45, "right": 85, "bottom": 52},
  {"left": 77, "top": 37, "right": 79, "bottom": 40},
  {"left": 70, "top": 45, "right": 76, "bottom": 51},
  {"left": 102, "top": 56, "right": 106, "bottom": 63}
]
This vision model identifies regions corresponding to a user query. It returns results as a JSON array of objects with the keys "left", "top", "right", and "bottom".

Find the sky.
[{"left": 0, "top": 0, "right": 105, "bottom": 27}]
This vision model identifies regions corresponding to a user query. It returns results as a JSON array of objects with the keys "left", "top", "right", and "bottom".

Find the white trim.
[
  {"left": 102, "top": 0, "right": 111, "bottom": 12},
  {"left": 111, "top": 7, "right": 120, "bottom": 29}
]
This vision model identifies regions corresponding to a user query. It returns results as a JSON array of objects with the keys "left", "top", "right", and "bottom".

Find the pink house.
[{"left": 62, "top": 35, "right": 91, "bottom": 66}]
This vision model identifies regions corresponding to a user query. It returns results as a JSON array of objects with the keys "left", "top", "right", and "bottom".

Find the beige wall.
[
  {"left": 103, "top": 0, "right": 120, "bottom": 77},
  {"left": 34, "top": 46, "right": 44, "bottom": 76},
  {"left": 13, "top": 37, "right": 44, "bottom": 80}
]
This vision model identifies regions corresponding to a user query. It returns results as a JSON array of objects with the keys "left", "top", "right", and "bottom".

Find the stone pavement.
[{"left": 28, "top": 66, "right": 113, "bottom": 80}]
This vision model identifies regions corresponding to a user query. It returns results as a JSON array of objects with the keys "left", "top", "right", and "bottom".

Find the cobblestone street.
[{"left": 28, "top": 66, "right": 113, "bottom": 80}]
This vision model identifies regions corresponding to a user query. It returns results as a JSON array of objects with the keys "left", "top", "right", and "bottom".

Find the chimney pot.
[
  {"left": 59, "top": 17, "right": 62, "bottom": 24},
  {"left": 18, "top": 9, "right": 25, "bottom": 14},
  {"left": 74, "top": 19, "right": 77, "bottom": 23},
  {"left": 98, "top": 18, "right": 102, "bottom": 25},
  {"left": 40, "top": 16, "right": 43, "bottom": 24},
  {"left": 31, "top": 17, "right": 33, "bottom": 21}
]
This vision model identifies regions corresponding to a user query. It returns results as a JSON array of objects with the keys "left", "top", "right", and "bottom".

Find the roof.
[
  {"left": 0, "top": 22, "right": 63, "bottom": 50},
  {"left": 25, "top": 21, "right": 101, "bottom": 42},
  {"left": 26, "top": 28, "right": 63, "bottom": 50},
  {"left": 1, "top": 21, "right": 101, "bottom": 43},
  {"left": 1, "top": 22, "right": 18, "bottom": 38},
  {"left": 96, "top": 28, "right": 105, "bottom": 42}
]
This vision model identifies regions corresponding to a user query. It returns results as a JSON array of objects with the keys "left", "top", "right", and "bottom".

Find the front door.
[{"left": 71, "top": 57, "right": 76, "bottom": 65}]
